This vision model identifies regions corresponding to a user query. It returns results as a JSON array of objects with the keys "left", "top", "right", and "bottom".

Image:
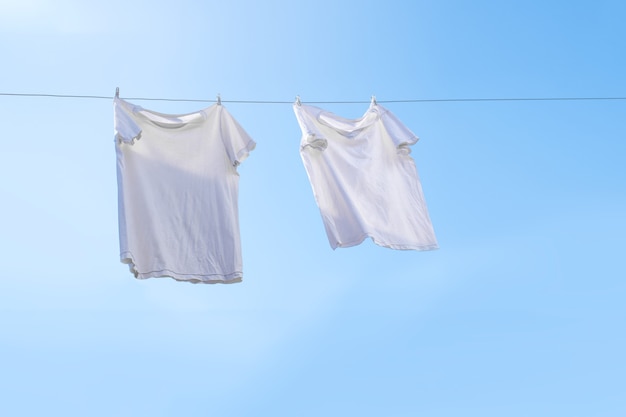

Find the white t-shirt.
[
  {"left": 294, "top": 103, "right": 438, "bottom": 251},
  {"left": 113, "top": 98, "right": 256, "bottom": 283}
]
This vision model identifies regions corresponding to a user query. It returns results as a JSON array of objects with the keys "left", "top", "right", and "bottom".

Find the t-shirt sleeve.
[
  {"left": 219, "top": 106, "right": 256, "bottom": 166},
  {"left": 113, "top": 98, "right": 142, "bottom": 145},
  {"left": 293, "top": 104, "right": 328, "bottom": 151},
  {"left": 379, "top": 105, "right": 419, "bottom": 154}
]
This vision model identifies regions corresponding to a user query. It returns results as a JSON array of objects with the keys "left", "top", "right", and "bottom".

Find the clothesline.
[{"left": 2, "top": 92, "right": 626, "bottom": 104}]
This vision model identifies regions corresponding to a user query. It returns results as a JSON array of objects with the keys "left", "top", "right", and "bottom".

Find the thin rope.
[{"left": 1, "top": 92, "right": 626, "bottom": 104}]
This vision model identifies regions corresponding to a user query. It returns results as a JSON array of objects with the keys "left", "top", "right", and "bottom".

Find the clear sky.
[{"left": 1, "top": 1, "right": 625, "bottom": 416}]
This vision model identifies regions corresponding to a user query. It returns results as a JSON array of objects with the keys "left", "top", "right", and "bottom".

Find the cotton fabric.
[
  {"left": 113, "top": 98, "right": 255, "bottom": 283},
  {"left": 294, "top": 102, "right": 438, "bottom": 251}
]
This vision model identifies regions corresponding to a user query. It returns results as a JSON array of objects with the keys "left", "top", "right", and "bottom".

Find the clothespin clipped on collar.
[
  {"left": 295, "top": 95, "right": 302, "bottom": 106},
  {"left": 216, "top": 93, "right": 221, "bottom": 105},
  {"left": 115, "top": 87, "right": 119, "bottom": 98},
  {"left": 370, "top": 95, "right": 377, "bottom": 106}
]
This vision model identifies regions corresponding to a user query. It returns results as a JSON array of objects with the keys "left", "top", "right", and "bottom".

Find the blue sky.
[{"left": 1, "top": 1, "right": 625, "bottom": 416}]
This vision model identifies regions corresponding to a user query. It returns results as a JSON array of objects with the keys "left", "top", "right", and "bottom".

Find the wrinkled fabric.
[
  {"left": 294, "top": 103, "right": 438, "bottom": 251},
  {"left": 114, "top": 98, "right": 255, "bottom": 283}
]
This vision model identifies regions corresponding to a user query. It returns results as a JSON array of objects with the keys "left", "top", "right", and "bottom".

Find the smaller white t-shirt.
[
  {"left": 114, "top": 98, "right": 256, "bottom": 283},
  {"left": 294, "top": 103, "right": 438, "bottom": 251}
]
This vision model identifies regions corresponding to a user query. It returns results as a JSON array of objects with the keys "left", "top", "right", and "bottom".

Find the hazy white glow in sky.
[{"left": 0, "top": 0, "right": 113, "bottom": 33}]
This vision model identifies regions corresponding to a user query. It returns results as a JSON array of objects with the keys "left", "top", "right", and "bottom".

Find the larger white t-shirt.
[
  {"left": 113, "top": 98, "right": 256, "bottom": 284},
  {"left": 294, "top": 103, "right": 438, "bottom": 251}
]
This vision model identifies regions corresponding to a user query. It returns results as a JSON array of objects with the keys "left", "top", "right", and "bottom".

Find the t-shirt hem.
[
  {"left": 331, "top": 234, "right": 439, "bottom": 251},
  {"left": 121, "top": 253, "right": 243, "bottom": 284},
  {"left": 135, "top": 272, "right": 242, "bottom": 284}
]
